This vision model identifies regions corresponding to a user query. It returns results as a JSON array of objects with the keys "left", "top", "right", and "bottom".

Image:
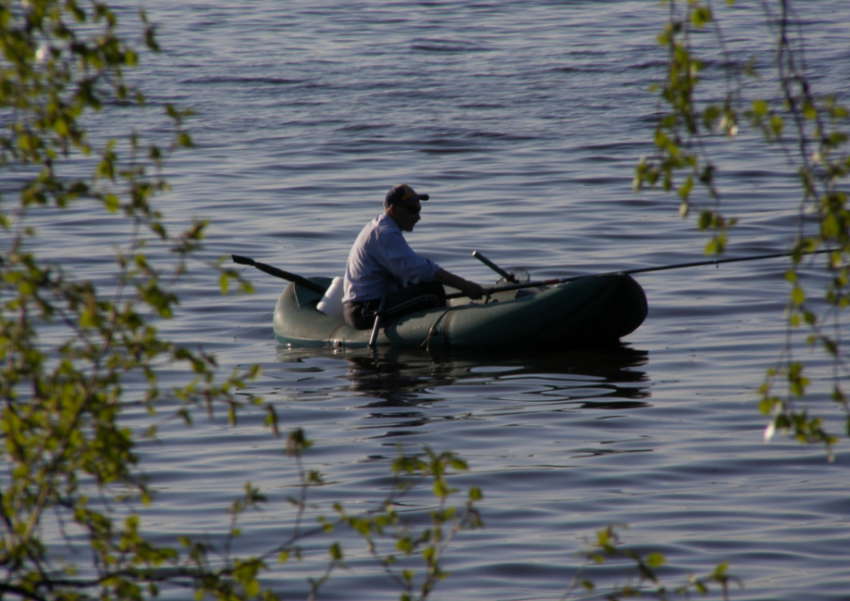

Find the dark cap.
[{"left": 384, "top": 184, "right": 430, "bottom": 208}]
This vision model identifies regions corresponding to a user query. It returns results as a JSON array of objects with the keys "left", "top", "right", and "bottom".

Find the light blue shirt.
[{"left": 343, "top": 213, "right": 440, "bottom": 303}]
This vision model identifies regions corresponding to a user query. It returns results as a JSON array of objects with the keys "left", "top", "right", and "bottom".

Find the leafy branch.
[
  {"left": 562, "top": 526, "right": 741, "bottom": 601},
  {"left": 635, "top": 0, "right": 850, "bottom": 454}
]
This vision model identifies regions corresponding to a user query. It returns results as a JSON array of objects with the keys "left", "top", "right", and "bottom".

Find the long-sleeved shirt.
[{"left": 343, "top": 213, "right": 440, "bottom": 303}]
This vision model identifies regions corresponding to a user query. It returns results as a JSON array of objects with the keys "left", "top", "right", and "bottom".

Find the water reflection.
[{"left": 271, "top": 344, "right": 652, "bottom": 415}]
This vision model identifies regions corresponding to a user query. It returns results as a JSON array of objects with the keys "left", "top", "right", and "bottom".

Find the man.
[{"left": 342, "top": 184, "right": 485, "bottom": 330}]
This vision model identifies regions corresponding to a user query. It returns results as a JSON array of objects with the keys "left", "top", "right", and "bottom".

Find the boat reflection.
[{"left": 273, "top": 344, "right": 652, "bottom": 413}]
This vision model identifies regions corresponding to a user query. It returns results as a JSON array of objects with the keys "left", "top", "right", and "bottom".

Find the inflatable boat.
[{"left": 273, "top": 274, "right": 647, "bottom": 350}]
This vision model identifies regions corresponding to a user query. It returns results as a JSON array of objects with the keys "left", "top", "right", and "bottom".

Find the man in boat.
[{"left": 342, "top": 184, "right": 485, "bottom": 330}]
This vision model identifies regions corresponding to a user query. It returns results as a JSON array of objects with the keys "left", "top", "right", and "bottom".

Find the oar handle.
[
  {"left": 368, "top": 294, "right": 387, "bottom": 348},
  {"left": 473, "top": 250, "right": 517, "bottom": 282},
  {"left": 231, "top": 254, "right": 327, "bottom": 295}
]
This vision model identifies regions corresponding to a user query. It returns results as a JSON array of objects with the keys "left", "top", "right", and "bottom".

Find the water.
[{"left": 8, "top": 1, "right": 850, "bottom": 599}]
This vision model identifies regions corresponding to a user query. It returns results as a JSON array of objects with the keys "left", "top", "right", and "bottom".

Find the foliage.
[
  {"left": 0, "top": 2, "right": 482, "bottom": 599},
  {"left": 561, "top": 526, "right": 741, "bottom": 601},
  {"left": 634, "top": 0, "right": 850, "bottom": 455},
  {"left": 183, "top": 433, "right": 483, "bottom": 601},
  {"left": 304, "top": 442, "right": 484, "bottom": 601}
]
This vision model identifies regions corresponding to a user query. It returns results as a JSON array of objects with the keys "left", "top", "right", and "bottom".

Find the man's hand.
[
  {"left": 435, "top": 268, "right": 486, "bottom": 300},
  {"left": 461, "top": 280, "right": 485, "bottom": 300}
]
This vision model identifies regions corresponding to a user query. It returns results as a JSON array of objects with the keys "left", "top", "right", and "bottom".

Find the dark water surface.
[{"left": 16, "top": 1, "right": 850, "bottom": 599}]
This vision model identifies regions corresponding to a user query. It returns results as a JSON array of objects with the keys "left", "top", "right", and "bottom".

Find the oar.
[
  {"left": 231, "top": 254, "right": 327, "bottom": 295},
  {"left": 447, "top": 248, "right": 838, "bottom": 299},
  {"left": 472, "top": 250, "right": 518, "bottom": 283}
]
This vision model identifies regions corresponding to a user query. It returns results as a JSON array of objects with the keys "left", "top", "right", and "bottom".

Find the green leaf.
[
  {"left": 678, "top": 174, "right": 694, "bottom": 200},
  {"left": 803, "top": 102, "right": 818, "bottom": 120},
  {"left": 449, "top": 458, "right": 468, "bottom": 471},
  {"left": 104, "top": 194, "right": 120, "bottom": 212},
  {"left": 822, "top": 214, "right": 840, "bottom": 238},
  {"left": 397, "top": 537, "right": 414, "bottom": 554}
]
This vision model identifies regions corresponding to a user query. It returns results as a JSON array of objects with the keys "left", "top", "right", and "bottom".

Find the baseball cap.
[{"left": 384, "top": 184, "right": 430, "bottom": 208}]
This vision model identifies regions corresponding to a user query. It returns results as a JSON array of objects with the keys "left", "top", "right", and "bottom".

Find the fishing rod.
[
  {"left": 448, "top": 248, "right": 838, "bottom": 300},
  {"left": 233, "top": 248, "right": 838, "bottom": 301}
]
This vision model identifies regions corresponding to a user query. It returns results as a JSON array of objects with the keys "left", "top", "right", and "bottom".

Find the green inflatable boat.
[{"left": 273, "top": 274, "right": 648, "bottom": 350}]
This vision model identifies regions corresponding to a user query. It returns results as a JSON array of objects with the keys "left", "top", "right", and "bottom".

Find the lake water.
[{"left": 10, "top": 1, "right": 850, "bottom": 600}]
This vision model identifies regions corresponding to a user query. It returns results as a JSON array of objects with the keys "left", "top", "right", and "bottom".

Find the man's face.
[{"left": 394, "top": 202, "right": 421, "bottom": 232}]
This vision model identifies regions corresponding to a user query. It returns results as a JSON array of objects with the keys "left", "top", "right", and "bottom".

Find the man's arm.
[{"left": 434, "top": 268, "right": 485, "bottom": 300}]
